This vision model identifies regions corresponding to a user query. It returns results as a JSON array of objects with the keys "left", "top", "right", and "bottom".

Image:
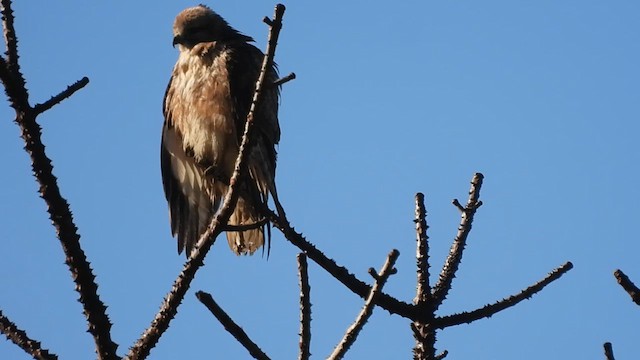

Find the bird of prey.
[{"left": 161, "top": 5, "right": 281, "bottom": 256}]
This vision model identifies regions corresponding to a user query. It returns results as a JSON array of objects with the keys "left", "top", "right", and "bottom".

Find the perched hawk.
[{"left": 161, "top": 5, "right": 281, "bottom": 256}]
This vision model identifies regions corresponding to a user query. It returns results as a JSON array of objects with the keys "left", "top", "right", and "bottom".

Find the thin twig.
[
  {"left": 33, "top": 77, "right": 90, "bottom": 115},
  {"left": 613, "top": 269, "right": 640, "bottom": 306},
  {"left": 0, "top": 2, "right": 118, "bottom": 358},
  {"left": 328, "top": 249, "right": 400, "bottom": 360},
  {"left": 125, "top": 5, "right": 287, "bottom": 359},
  {"left": 266, "top": 208, "right": 418, "bottom": 319},
  {"left": 414, "top": 192, "right": 431, "bottom": 306},
  {"left": 195, "top": 291, "right": 270, "bottom": 360},
  {"left": 0, "top": 310, "right": 58, "bottom": 360},
  {"left": 431, "top": 173, "right": 484, "bottom": 310},
  {"left": 272, "top": 72, "right": 296, "bottom": 87},
  {"left": 435, "top": 261, "right": 573, "bottom": 328},
  {"left": 603, "top": 342, "right": 615, "bottom": 360},
  {"left": 297, "top": 253, "right": 311, "bottom": 360}
]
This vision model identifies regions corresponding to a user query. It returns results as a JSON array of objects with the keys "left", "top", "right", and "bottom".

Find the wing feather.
[{"left": 161, "top": 78, "right": 213, "bottom": 255}]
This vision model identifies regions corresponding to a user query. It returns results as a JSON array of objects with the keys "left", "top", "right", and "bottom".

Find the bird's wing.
[
  {"left": 161, "top": 78, "right": 213, "bottom": 255},
  {"left": 227, "top": 42, "right": 280, "bottom": 149}
]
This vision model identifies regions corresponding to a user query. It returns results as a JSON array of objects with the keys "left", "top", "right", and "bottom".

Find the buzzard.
[{"left": 161, "top": 5, "right": 281, "bottom": 256}]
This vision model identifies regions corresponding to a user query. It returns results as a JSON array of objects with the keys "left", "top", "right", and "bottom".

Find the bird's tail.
[{"left": 226, "top": 196, "right": 265, "bottom": 255}]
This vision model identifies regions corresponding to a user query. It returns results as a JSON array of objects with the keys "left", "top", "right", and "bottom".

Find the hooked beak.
[{"left": 172, "top": 35, "right": 183, "bottom": 48}]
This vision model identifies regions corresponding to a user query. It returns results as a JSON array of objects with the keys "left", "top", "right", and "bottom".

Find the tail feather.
[{"left": 226, "top": 197, "right": 264, "bottom": 255}]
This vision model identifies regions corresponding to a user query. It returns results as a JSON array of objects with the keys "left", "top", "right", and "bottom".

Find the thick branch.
[
  {"left": 613, "top": 269, "right": 640, "bottom": 306},
  {"left": 33, "top": 77, "right": 90, "bottom": 115},
  {"left": 435, "top": 261, "right": 573, "bottom": 328},
  {"left": 0, "top": 2, "right": 117, "bottom": 358},
  {"left": 0, "top": 310, "right": 58, "bottom": 360},
  {"left": 431, "top": 173, "right": 484, "bottom": 310},
  {"left": 125, "top": 5, "right": 287, "bottom": 359},
  {"left": 328, "top": 250, "right": 400, "bottom": 360},
  {"left": 414, "top": 192, "right": 431, "bottom": 306},
  {"left": 297, "top": 254, "right": 311, "bottom": 360},
  {"left": 266, "top": 208, "right": 418, "bottom": 319},
  {"left": 195, "top": 291, "right": 270, "bottom": 360},
  {"left": 603, "top": 342, "right": 615, "bottom": 360}
]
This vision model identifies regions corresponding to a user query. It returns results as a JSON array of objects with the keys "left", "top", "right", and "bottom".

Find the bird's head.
[{"left": 172, "top": 5, "right": 253, "bottom": 50}]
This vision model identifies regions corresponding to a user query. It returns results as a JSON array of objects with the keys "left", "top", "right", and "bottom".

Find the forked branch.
[
  {"left": 328, "top": 250, "right": 400, "bottom": 360},
  {"left": 431, "top": 173, "right": 484, "bottom": 310},
  {"left": 0, "top": 1, "right": 117, "bottom": 359}
]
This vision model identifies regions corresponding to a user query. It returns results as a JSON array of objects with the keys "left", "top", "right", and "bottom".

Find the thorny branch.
[
  {"left": 614, "top": 269, "right": 640, "bottom": 306},
  {"left": 0, "top": 310, "right": 58, "bottom": 360},
  {"left": 328, "top": 250, "right": 400, "bottom": 360},
  {"left": 414, "top": 192, "right": 431, "bottom": 306},
  {"left": 0, "top": 1, "right": 117, "bottom": 359},
  {"left": 33, "top": 77, "right": 90, "bottom": 115},
  {"left": 266, "top": 208, "right": 418, "bottom": 319},
  {"left": 297, "top": 254, "right": 312, "bottom": 360},
  {"left": 195, "top": 291, "right": 271, "bottom": 360},
  {"left": 434, "top": 261, "right": 573, "bottom": 328},
  {"left": 125, "top": 5, "right": 287, "bottom": 359},
  {"left": 431, "top": 173, "right": 484, "bottom": 310},
  {"left": 2, "top": 2, "right": 579, "bottom": 359}
]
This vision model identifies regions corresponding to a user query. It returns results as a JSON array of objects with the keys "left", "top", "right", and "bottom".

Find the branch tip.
[
  {"left": 196, "top": 291, "right": 271, "bottom": 360},
  {"left": 603, "top": 342, "right": 615, "bottom": 360},
  {"left": 34, "top": 76, "right": 90, "bottom": 115},
  {"left": 272, "top": 72, "right": 296, "bottom": 87},
  {"left": 613, "top": 269, "right": 640, "bottom": 306}
]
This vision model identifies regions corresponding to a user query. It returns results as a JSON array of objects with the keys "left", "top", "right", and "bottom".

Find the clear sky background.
[{"left": 1, "top": 1, "right": 639, "bottom": 359}]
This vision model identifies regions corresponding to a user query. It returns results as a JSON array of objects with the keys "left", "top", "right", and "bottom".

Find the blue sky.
[{"left": 1, "top": 1, "right": 639, "bottom": 359}]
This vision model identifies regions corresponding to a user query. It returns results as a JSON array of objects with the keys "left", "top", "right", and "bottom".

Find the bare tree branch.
[
  {"left": 125, "top": 5, "right": 287, "bottom": 359},
  {"left": 195, "top": 291, "right": 271, "bottom": 360},
  {"left": 297, "top": 253, "right": 312, "bottom": 360},
  {"left": 603, "top": 342, "right": 615, "bottom": 360},
  {"left": 33, "top": 77, "right": 90, "bottom": 115},
  {"left": 614, "top": 269, "right": 640, "bottom": 306},
  {"left": 1, "top": 0, "right": 24, "bottom": 90},
  {"left": 272, "top": 72, "right": 296, "bottom": 87},
  {"left": 0, "top": 2, "right": 119, "bottom": 359},
  {"left": 328, "top": 249, "right": 400, "bottom": 360},
  {"left": 431, "top": 173, "right": 484, "bottom": 310},
  {"left": 414, "top": 192, "right": 431, "bottom": 306},
  {"left": 435, "top": 261, "right": 573, "bottom": 328},
  {"left": 0, "top": 310, "right": 58, "bottom": 360},
  {"left": 266, "top": 208, "right": 418, "bottom": 319}
]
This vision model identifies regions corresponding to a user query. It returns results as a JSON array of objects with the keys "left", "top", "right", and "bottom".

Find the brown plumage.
[{"left": 161, "top": 5, "right": 280, "bottom": 256}]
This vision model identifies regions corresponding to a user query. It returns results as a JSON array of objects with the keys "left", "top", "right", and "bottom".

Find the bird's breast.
[{"left": 168, "top": 47, "right": 237, "bottom": 168}]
